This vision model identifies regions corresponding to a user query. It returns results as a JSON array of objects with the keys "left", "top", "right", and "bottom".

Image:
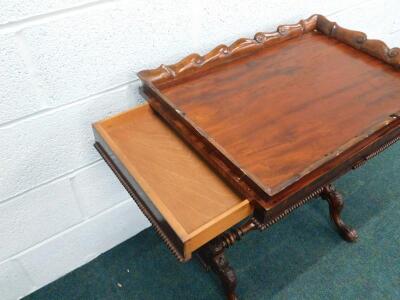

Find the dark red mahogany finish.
[
  {"left": 138, "top": 15, "right": 400, "bottom": 215},
  {"left": 92, "top": 14, "right": 400, "bottom": 300}
]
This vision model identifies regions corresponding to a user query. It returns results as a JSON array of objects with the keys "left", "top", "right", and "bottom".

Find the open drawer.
[{"left": 93, "top": 104, "right": 253, "bottom": 261}]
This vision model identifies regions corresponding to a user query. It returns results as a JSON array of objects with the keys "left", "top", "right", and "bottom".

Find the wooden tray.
[
  {"left": 138, "top": 15, "right": 400, "bottom": 210},
  {"left": 93, "top": 104, "right": 252, "bottom": 261}
]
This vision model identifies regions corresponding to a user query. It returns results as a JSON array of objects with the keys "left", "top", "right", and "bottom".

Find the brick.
[
  {"left": 71, "top": 161, "right": 130, "bottom": 218},
  {"left": 19, "top": 200, "right": 149, "bottom": 288},
  {"left": 0, "top": 0, "right": 98, "bottom": 25},
  {"left": 386, "top": 30, "right": 400, "bottom": 48},
  {"left": 0, "top": 259, "right": 34, "bottom": 300},
  {"left": 21, "top": 0, "right": 196, "bottom": 106},
  {"left": 194, "top": 0, "right": 367, "bottom": 53},
  {"left": 0, "top": 179, "right": 82, "bottom": 261},
  {"left": 1, "top": 3, "right": 398, "bottom": 300},
  {"left": 329, "top": 0, "right": 400, "bottom": 46},
  {"left": 0, "top": 82, "right": 139, "bottom": 202},
  {"left": 0, "top": 33, "right": 45, "bottom": 125}
]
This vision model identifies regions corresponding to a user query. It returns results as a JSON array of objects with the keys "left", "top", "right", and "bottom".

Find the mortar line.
[
  {"left": 14, "top": 31, "right": 50, "bottom": 111},
  {"left": 0, "top": 0, "right": 114, "bottom": 34},
  {"left": 389, "top": 28, "right": 400, "bottom": 34},
  {"left": 0, "top": 159, "right": 102, "bottom": 206},
  {"left": 0, "top": 79, "right": 139, "bottom": 129},
  {"left": 1, "top": 198, "right": 136, "bottom": 265},
  {"left": 14, "top": 259, "right": 38, "bottom": 292},
  {"left": 69, "top": 176, "right": 89, "bottom": 220},
  {"left": 326, "top": 0, "right": 377, "bottom": 18}
]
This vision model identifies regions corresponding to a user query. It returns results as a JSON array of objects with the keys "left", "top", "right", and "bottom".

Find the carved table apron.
[{"left": 94, "top": 14, "right": 400, "bottom": 300}]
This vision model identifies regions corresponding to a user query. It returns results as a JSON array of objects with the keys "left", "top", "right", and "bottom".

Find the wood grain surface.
[
  {"left": 160, "top": 31, "right": 400, "bottom": 196},
  {"left": 94, "top": 105, "right": 252, "bottom": 258}
]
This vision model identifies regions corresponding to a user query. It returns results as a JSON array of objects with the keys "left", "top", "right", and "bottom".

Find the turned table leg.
[
  {"left": 199, "top": 242, "right": 238, "bottom": 300},
  {"left": 321, "top": 184, "right": 358, "bottom": 242},
  {"left": 198, "top": 218, "right": 262, "bottom": 300}
]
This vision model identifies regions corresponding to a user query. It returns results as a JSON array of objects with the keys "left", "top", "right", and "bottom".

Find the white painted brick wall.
[
  {"left": 0, "top": 179, "right": 82, "bottom": 262},
  {"left": 18, "top": 200, "right": 147, "bottom": 288},
  {"left": 0, "top": 1, "right": 398, "bottom": 299},
  {"left": 0, "top": 0, "right": 100, "bottom": 25},
  {"left": 0, "top": 33, "right": 47, "bottom": 124},
  {"left": 0, "top": 260, "right": 34, "bottom": 300},
  {"left": 70, "top": 161, "right": 130, "bottom": 218},
  {"left": 0, "top": 83, "right": 138, "bottom": 201}
]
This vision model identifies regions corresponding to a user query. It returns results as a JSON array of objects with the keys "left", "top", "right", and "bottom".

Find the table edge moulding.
[
  {"left": 137, "top": 14, "right": 400, "bottom": 212},
  {"left": 92, "top": 14, "right": 400, "bottom": 300}
]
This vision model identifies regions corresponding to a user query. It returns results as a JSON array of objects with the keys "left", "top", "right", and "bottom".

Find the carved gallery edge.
[{"left": 94, "top": 14, "right": 400, "bottom": 300}]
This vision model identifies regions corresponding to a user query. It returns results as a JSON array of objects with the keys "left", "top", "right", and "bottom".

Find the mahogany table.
[{"left": 94, "top": 15, "right": 400, "bottom": 299}]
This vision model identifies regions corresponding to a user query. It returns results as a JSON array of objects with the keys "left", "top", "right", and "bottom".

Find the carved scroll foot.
[
  {"left": 198, "top": 218, "right": 262, "bottom": 299},
  {"left": 199, "top": 242, "right": 237, "bottom": 300},
  {"left": 321, "top": 184, "right": 358, "bottom": 242}
]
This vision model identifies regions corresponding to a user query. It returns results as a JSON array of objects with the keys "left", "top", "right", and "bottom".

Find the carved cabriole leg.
[
  {"left": 200, "top": 242, "right": 237, "bottom": 300},
  {"left": 199, "top": 185, "right": 358, "bottom": 299},
  {"left": 321, "top": 184, "right": 358, "bottom": 242},
  {"left": 198, "top": 218, "right": 261, "bottom": 300}
]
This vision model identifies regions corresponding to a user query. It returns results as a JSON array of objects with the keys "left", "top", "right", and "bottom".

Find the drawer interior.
[{"left": 93, "top": 104, "right": 252, "bottom": 261}]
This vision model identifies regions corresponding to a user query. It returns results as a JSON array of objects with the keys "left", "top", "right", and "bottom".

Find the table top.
[
  {"left": 161, "top": 31, "right": 400, "bottom": 196},
  {"left": 139, "top": 14, "right": 400, "bottom": 207}
]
